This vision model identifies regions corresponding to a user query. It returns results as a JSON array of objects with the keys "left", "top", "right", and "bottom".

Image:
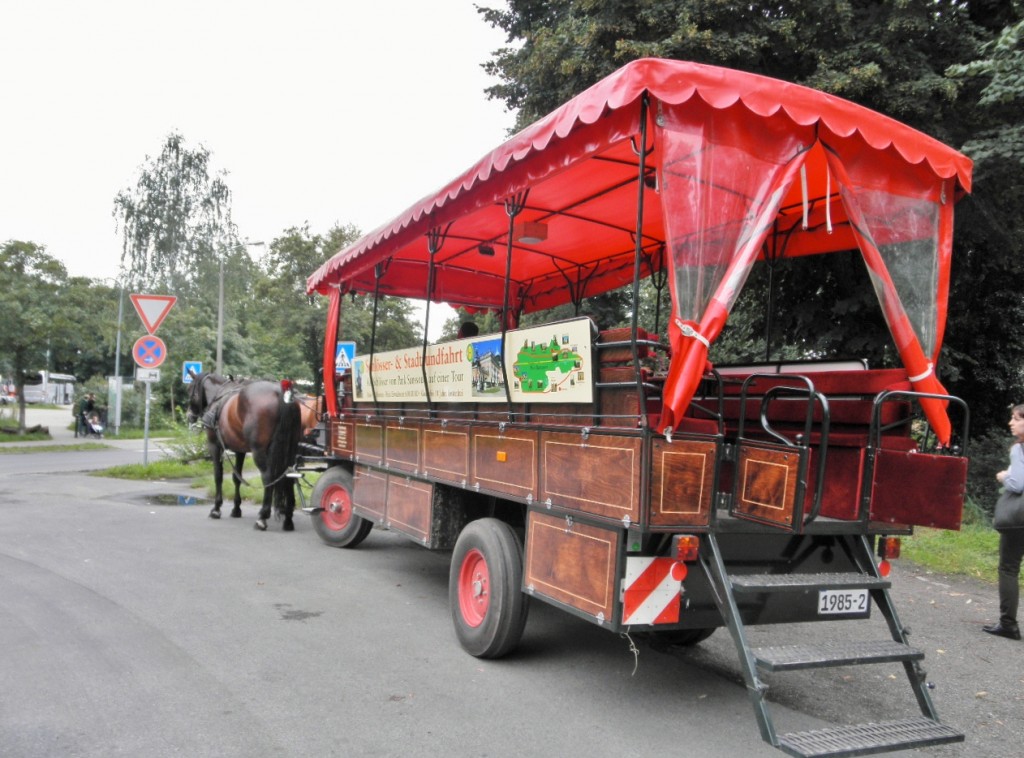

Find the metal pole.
[
  {"left": 216, "top": 255, "right": 224, "bottom": 375},
  {"left": 114, "top": 285, "right": 124, "bottom": 380},
  {"left": 143, "top": 380, "right": 151, "bottom": 465},
  {"left": 113, "top": 284, "right": 125, "bottom": 435}
]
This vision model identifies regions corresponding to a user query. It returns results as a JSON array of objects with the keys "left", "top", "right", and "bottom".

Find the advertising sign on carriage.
[{"left": 350, "top": 318, "right": 593, "bottom": 404}]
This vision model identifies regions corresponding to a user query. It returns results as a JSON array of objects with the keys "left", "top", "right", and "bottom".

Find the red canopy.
[
  {"left": 308, "top": 58, "right": 972, "bottom": 442},
  {"left": 307, "top": 57, "right": 971, "bottom": 310}
]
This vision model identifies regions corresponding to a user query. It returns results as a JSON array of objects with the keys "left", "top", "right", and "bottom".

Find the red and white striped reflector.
[{"left": 621, "top": 557, "right": 685, "bottom": 625}]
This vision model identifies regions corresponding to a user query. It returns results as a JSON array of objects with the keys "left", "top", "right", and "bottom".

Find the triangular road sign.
[{"left": 130, "top": 294, "right": 177, "bottom": 334}]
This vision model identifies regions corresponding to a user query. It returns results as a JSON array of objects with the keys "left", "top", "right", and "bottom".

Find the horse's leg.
[
  {"left": 252, "top": 448, "right": 271, "bottom": 531},
  {"left": 230, "top": 452, "right": 244, "bottom": 518},
  {"left": 208, "top": 440, "right": 224, "bottom": 519},
  {"left": 255, "top": 483, "right": 272, "bottom": 531},
  {"left": 280, "top": 478, "right": 295, "bottom": 532}
]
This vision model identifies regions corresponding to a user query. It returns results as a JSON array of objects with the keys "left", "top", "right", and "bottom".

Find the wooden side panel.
[
  {"left": 541, "top": 431, "right": 641, "bottom": 523},
  {"left": 355, "top": 421, "right": 384, "bottom": 465},
  {"left": 422, "top": 423, "right": 470, "bottom": 483},
  {"left": 386, "top": 424, "right": 420, "bottom": 473},
  {"left": 730, "top": 442, "right": 804, "bottom": 530},
  {"left": 651, "top": 436, "right": 717, "bottom": 527},
  {"left": 869, "top": 449, "right": 966, "bottom": 531},
  {"left": 386, "top": 476, "right": 433, "bottom": 542},
  {"left": 330, "top": 420, "right": 354, "bottom": 456},
  {"left": 524, "top": 511, "right": 620, "bottom": 621},
  {"left": 353, "top": 464, "right": 387, "bottom": 522},
  {"left": 472, "top": 428, "right": 538, "bottom": 500}
]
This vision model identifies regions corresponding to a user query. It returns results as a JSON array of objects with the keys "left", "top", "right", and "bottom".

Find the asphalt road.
[{"left": 1, "top": 408, "right": 1021, "bottom": 756}]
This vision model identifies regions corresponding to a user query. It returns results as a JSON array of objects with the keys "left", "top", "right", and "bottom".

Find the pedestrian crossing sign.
[{"left": 335, "top": 342, "right": 356, "bottom": 375}]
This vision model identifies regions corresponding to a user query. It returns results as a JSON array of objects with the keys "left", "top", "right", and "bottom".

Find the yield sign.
[{"left": 130, "top": 294, "right": 177, "bottom": 334}]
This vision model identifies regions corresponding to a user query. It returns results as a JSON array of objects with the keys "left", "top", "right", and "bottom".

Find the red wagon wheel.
[
  {"left": 449, "top": 518, "right": 529, "bottom": 658},
  {"left": 309, "top": 467, "right": 372, "bottom": 548}
]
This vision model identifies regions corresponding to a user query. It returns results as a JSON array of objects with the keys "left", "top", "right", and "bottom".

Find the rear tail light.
[
  {"left": 671, "top": 534, "right": 700, "bottom": 563},
  {"left": 877, "top": 536, "right": 900, "bottom": 577},
  {"left": 877, "top": 536, "right": 901, "bottom": 560}
]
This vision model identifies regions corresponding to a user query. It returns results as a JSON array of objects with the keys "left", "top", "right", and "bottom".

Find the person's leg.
[{"left": 997, "top": 529, "right": 1024, "bottom": 628}]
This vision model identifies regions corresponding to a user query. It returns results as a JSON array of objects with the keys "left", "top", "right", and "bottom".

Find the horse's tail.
[{"left": 267, "top": 397, "right": 302, "bottom": 509}]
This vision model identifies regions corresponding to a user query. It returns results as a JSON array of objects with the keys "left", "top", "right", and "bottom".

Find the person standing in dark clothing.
[{"left": 984, "top": 403, "right": 1024, "bottom": 641}]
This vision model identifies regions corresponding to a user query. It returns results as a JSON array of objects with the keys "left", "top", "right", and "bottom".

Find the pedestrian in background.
[{"left": 984, "top": 403, "right": 1024, "bottom": 640}]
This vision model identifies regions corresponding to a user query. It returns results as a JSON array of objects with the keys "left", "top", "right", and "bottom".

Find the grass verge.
[
  {"left": 0, "top": 442, "right": 109, "bottom": 454},
  {"left": 96, "top": 459, "right": 214, "bottom": 482},
  {"left": 0, "top": 429, "right": 51, "bottom": 442},
  {"left": 901, "top": 523, "right": 1001, "bottom": 584}
]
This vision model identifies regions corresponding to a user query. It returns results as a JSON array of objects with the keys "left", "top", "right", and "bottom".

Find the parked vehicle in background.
[
  {"left": 21, "top": 370, "right": 76, "bottom": 404},
  {"left": 300, "top": 59, "right": 972, "bottom": 757}
]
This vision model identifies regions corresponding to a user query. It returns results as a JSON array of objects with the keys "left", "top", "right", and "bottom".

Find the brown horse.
[
  {"left": 296, "top": 393, "right": 320, "bottom": 442},
  {"left": 186, "top": 372, "right": 303, "bottom": 531}
]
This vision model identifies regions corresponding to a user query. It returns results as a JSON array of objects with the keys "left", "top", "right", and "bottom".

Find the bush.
[
  {"left": 967, "top": 429, "right": 1013, "bottom": 521},
  {"left": 161, "top": 428, "right": 209, "bottom": 464}
]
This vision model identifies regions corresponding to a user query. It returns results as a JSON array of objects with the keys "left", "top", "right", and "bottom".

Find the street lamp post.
[
  {"left": 216, "top": 255, "right": 225, "bottom": 374},
  {"left": 216, "top": 240, "right": 264, "bottom": 375}
]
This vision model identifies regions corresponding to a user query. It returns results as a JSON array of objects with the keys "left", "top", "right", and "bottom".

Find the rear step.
[
  {"left": 701, "top": 534, "right": 963, "bottom": 756},
  {"left": 731, "top": 572, "right": 890, "bottom": 593},
  {"left": 778, "top": 717, "right": 964, "bottom": 758},
  {"left": 754, "top": 639, "right": 922, "bottom": 672}
]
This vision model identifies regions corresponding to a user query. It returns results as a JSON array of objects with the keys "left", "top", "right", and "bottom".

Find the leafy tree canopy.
[
  {"left": 113, "top": 132, "right": 236, "bottom": 297},
  {"left": 0, "top": 241, "right": 67, "bottom": 429},
  {"left": 478, "top": 0, "right": 1024, "bottom": 435}
]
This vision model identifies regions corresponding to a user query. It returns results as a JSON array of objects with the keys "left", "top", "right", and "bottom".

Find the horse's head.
[{"left": 186, "top": 371, "right": 216, "bottom": 425}]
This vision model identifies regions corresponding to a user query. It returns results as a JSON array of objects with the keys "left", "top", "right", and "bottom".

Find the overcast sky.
[{"left": 0, "top": 0, "right": 515, "bottom": 286}]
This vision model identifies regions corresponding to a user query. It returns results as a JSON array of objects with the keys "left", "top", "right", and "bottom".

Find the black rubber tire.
[
  {"left": 449, "top": 518, "right": 529, "bottom": 659},
  {"left": 309, "top": 467, "right": 372, "bottom": 548},
  {"left": 653, "top": 627, "right": 716, "bottom": 647}
]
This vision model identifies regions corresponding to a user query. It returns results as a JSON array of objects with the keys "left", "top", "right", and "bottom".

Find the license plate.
[{"left": 818, "top": 589, "right": 869, "bottom": 615}]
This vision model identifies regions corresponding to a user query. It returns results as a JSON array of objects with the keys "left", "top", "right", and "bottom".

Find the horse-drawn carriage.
[{"left": 299, "top": 59, "right": 972, "bottom": 756}]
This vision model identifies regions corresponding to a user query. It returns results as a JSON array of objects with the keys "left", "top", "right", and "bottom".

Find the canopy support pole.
[
  {"left": 368, "top": 262, "right": 387, "bottom": 407},
  {"left": 422, "top": 223, "right": 451, "bottom": 414},
  {"left": 501, "top": 191, "right": 529, "bottom": 413},
  {"left": 629, "top": 95, "right": 653, "bottom": 428}
]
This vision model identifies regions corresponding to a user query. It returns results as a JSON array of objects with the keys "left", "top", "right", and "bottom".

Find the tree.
[
  {"left": 478, "top": 0, "right": 1023, "bottom": 439},
  {"left": 249, "top": 224, "right": 361, "bottom": 394},
  {"left": 944, "top": 17, "right": 1024, "bottom": 431},
  {"left": 481, "top": 1, "right": 985, "bottom": 138},
  {"left": 0, "top": 241, "right": 66, "bottom": 432},
  {"left": 113, "top": 132, "right": 236, "bottom": 297}
]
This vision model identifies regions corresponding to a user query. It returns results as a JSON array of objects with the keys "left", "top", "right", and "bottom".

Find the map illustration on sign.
[{"left": 511, "top": 332, "right": 584, "bottom": 394}]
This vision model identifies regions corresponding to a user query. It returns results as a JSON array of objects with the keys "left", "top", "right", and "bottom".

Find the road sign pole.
[{"left": 143, "top": 381, "right": 151, "bottom": 465}]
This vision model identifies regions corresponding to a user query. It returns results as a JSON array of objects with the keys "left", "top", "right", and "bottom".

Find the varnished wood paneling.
[
  {"left": 330, "top": 420, "right": 354, "bottom": 455},
  {"left": 730, "top": 442, "right": 803, "bottom": 530},
  {"left": 541, "top": 431, "right": 641, "bottom": 522},
  {"left": 525, "top": 511, "right": 619, "bottom": 621},
  {"left": 651, "top": 436, "right": 717, "bottom": 527},
  {"left": 472, "top": 429, "right": 538, "bottom": 500},
  {"left": 869, "top": 449, "right": 966, "bottom": 531},
  {"left": 422, "top": 424, "right": 470, "bottom": 482},
  {"left": 355, "top": 422, "right": 384, "bottom": 464},
  {"left": 386, "top": 424, "right": 420, "bottom": 473},
  {"left": 353, "top": 464, "right": 387, "bottom": 522},
  {"left": 386, "top": 476, "right": 433, "bottom": 543}
]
